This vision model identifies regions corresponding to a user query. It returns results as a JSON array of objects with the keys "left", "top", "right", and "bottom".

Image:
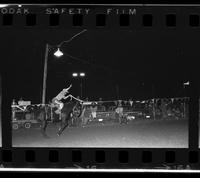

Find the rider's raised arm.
[
  {"left": 62, "top": 84, "right": 72, "bottom": 94},
  {"left": 66, "top": 84, "right": 72, "bottom": 90}
]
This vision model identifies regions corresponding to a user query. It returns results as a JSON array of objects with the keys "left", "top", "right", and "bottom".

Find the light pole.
[
  {"left": 42, "top": 44, "right": 64, "bottom": 104},
  {"left": 151, "top": 84, "right": 156, "bottom": 120},
  {"left": 72, "top": 72, "right": 85, "bottom": 99},
  {"left": 80, "top": 72, "right": 85, "bottom": 99},
  {"left": 183, "top": 81, "right": 189, "bottom": 118},
  {"left": 116, "top": 84, "right": 119, "bottom": 100},
  {"left": 41, "top": 29, "right": 87, "bottom": 104},
  {"left": 42, "top": 43, "right": 49, "bottom": 104}
]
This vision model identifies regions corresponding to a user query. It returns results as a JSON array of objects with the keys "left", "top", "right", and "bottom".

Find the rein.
[{"left": 68, "top": 94, "right": 84, "bottom": 103}]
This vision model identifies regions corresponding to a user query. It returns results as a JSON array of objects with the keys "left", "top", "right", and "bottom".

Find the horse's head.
[
  {"left": 61, "top": 99, "right": 77, "bottom": 110},
  {"left": 60, "top": 99, "right": 82, "bottom": 117}
]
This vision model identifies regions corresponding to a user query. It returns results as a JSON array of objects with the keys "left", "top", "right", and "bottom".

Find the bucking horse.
[{"left": 36, "top": 97, "right": 83, "bottom": 138}]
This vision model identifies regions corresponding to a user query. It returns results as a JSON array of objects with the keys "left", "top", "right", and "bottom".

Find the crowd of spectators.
[
  {"left": 82, "top": 97, "right": 189, "bottom": 120},
  {"left": 12, "top": 96, "right": 189, "bottom": 122},
  {"left": 150, "top": 98, "right": 189, "bottom": 119}
]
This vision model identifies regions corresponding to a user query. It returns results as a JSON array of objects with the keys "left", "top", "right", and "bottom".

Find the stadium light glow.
[
  {"left": 80, "top": 72, "right": 85, "bottom": 77},
  {"left": 72, "top": 73, "right": 78, "bottom": 77}
]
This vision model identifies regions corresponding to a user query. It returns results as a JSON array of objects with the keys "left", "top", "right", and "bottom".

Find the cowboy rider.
[{"left": 52, "top": 84, "right": 72, "bottom": 114}]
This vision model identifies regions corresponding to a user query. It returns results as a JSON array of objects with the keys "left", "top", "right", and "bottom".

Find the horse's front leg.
[
  {"left": 57, "top": 113, "right": 69, "bottom": 136},
  {"left": 40, "top": 112, "right": 49, "bottom": 138}
]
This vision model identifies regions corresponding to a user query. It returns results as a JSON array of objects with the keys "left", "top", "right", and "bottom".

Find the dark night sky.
[{"left": 1, "top": 27, "right": 199, "bottom": 103}]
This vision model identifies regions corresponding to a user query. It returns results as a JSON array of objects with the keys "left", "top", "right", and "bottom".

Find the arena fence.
[{"left": 11, "top": 97, "right": 190, "bottom": 129}]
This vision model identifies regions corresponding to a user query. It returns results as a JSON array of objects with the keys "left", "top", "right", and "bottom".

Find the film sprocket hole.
[{"left": 0, "top": 4, "right": 199, "bottom": 171}]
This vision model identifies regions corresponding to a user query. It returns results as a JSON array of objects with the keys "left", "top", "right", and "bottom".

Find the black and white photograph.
[
  {"left": 2, "top": 5, "right": 198, "bottom": 148},
  {"left": 2, "top": 27, "right": 190, "bottom": 148}
]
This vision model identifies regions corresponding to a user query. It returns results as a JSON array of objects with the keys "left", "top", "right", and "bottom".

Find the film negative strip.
[{"left": 0, "top": 3, "right": 200, "bottom": 172}]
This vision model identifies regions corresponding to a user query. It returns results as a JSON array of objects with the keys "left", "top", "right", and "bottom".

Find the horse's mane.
[{"left": 64, "top": 99, "right": 77, "bottom": 105}]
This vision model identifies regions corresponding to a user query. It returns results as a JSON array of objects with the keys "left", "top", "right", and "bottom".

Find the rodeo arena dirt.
[{"left": 12, "top": 95, "right": 189, "bottom": 148}]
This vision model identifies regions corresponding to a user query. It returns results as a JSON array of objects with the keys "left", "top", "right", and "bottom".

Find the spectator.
[
  {"left": 118, "top": 100, "right": 122, "bottom": 106},
  {"left": 80, "top": 106, "right": 88, "bottom": 126},
  {"left": 98, "top": 97, "right": 103, "bottom": 105},
  {"left": 12, "top": 99, "right": 17, "bottom": 105},
  {"left": 161, "top": 98, "right": 168, "bottom": 118},
  {"left": 128, "top": 98, "right": 133, "bottom": 110},
  {"left": 115, "top": 101, "right": 123, "bottom": 124},
  {"left": 97, "top": 103, "right": 106, "bottom": 112},
  {"left": 90, "top": 102, "right": 97, "bottom": 120},
  {"left": 123, "top": 100, "right": 129, "bottom": 112}
]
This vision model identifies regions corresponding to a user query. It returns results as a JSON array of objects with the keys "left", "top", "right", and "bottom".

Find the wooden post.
[
  {"left": 42, "top": 43, "right": 49, "bottom": 104},
  {"left": 116, "top": 84, "right": 119, "bottom": 100},
  {"left": 80, "top": 78, "right": 83, "bottom": 99},
  {"left": 153, "top": 98, "right": 156, "bottom": 120},
  {"left": 152, "top": 84, "right": 156, "bottom": 120}
]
